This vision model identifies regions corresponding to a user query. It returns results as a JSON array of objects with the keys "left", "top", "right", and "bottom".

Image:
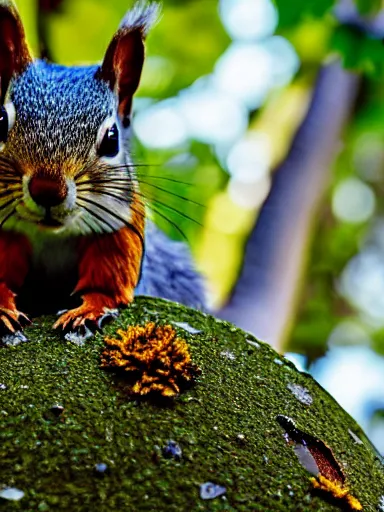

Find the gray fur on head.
[{"left": 8, "top": 63, "right": 114, "bottom": 168}]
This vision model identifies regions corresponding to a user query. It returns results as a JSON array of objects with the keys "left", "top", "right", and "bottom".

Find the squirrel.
[{"left": 0, "top": 0, "right": 205, "bottom": 340}]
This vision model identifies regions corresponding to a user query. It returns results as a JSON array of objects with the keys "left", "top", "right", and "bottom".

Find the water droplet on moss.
[
  {"left": 94, "top": 463, "right": 109, "bottom": 475},
  {"left": 0, "top": 488, "right": 25, "bottom": 501},
  {"left": 287, "top": 383, "right": 313, "bottom": 406},
  {"left": 246, "top": 339, "right": 260, "bottom": 349},
  {"left": 220, "top": 350, "right": 236, "bottom": 360},
  {"left": 162, "top": 440, "right": 182, "bottom": 460},
  {"left": 200, "top": 482, "right": 226, "bottom": 500},
  {"left": 348, "top": 429, "right": 363, "bottom": 445},
  {"left": 172, "top": 321, "right": 201, "bottom": 334}
]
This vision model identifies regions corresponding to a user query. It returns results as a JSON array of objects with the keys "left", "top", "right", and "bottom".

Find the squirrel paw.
[
  {"left": 53, "top": 301, "right": 119, "bottom": 333},
  {"left": 0, "top": 307, "right": 31, "bottom": 335}
]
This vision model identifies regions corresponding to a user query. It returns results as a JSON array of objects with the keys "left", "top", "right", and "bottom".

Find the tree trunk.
[{"left": 219, "top": 61, "right": 359, "bottom": 350}]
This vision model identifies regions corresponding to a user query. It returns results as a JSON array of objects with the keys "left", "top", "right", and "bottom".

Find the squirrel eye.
[
  {"left": 0, "top": 107, "right": 9, "bottom": 143},
  {"left": 98, "top": 123, "right": 119, "bottom": 158}
]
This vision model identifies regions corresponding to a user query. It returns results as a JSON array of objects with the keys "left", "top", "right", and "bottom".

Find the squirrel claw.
[
  {"left": 0, "top": 307, "right": 31, "bottom": 335},
  {"left": 18, "top": 312, "right": 32, "bottom": 327},
  {"left": 54, "top": 305, "right": 119, "bottom": 333}
]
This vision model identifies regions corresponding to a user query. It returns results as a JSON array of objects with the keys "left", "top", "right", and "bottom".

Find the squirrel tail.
[{"left": 136, "top": 221, "right": 206, "bottom": 310}]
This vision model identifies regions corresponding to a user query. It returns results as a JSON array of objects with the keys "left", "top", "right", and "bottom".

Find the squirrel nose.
[{"left": 29, "top": 175, "right": 68, "bottom": 208}]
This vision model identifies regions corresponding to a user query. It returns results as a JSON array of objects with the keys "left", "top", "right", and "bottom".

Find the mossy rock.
[{"left": 0, "top": 297, "right": 383, "bottom": 511}]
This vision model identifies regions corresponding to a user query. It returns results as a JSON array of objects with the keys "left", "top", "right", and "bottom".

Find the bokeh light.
[
  {"left": 228, "top": 176, "right": 271, "bottom": 209},
  {"left": 219, "top": 0, "right": 278, "bottom": 41},
  {"left": 178, "top": 81, "right": 248, "bottom": 145},
  {"left": 339, "top": 245, "right": 384, "bottom": 326},
  {"left": 332, "top": 177, "right": 376, "bottom": 224},
  {"left": 133, "top": 100, "right": 188, "bottom": 149},
  {"left": 264, "top": 36, "right": 300, "bottom": 87},
  {"left": 226, "top": 134, "right": 271, "bottom": 182},
  {"left": 213, "top": 43, "right": 273, "bottom": 110}
]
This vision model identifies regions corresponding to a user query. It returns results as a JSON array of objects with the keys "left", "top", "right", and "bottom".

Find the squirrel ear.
[
  {"left": 99, "top": 2, "right": 160, "bottom": 124},
  {"left": 0, "top": 1, "right": 32, "bottom": 103}
]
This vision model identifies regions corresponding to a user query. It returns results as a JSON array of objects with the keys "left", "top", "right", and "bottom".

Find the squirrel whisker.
[
  {"left": 0, "top": 158, "right": 23, "bottom": 177},
  {"left": 144, "top": 204, "right": 189, "bottom": 242},
  {"left": 76, "top": 196, "right": 145, "bottom": 249},
  {"left": 77, "top": 175, "right": 201, "bottom": 205},
  {"left": 79, "top": 215, "right": 100, "bottom": 235},
  {"left": 73, "top": 163, "right": 153, "bottom": 182},
  {"left": 78, "top": 181, "right": 203, "bottom": 230},
  {"left": 76, "top": 184, "right": 130, "bottom": 192},
  {"left": 77, "top": 173, "right": 197, "bottom": 189},
  {"left": 0, "top": 179, "right": 22, "bottom": 185},
  {"left": 0, "top": 187, "right": 22, "bottom": 198},
  {"left": 136, "top": 180, "right": 205, "bottom": 208},
  {"left": 95, "top": 163, "right": 196, "bottom": 187},
  {"left": 126, "top": 199, "right": 191, "bottom": 244},
  {"left": 0, "top": 172, "right": 22, "bottom": 181},
  {"left": 0, "top": 196, "right": 22, "bottom": 211},
  {"left": 0, "top": 197, "right": 22, "bottom": 228},
  {"left": 77, "top": 188, "right": 130, "bottom": 204},
  {"left": 77, "top": 180, "right": 203, "bottom": 209},
  {"left": 76, "top": 200, "right": 120, "bottom": 233},
  {"left": 0, "top": 209, "right": 17, "bottom": 228},
  {"left": 134, "top": 175, "right": 197, "bottom": 187},
  {"left": 134, "top": 192, "right": 203, "bottom": 228}
]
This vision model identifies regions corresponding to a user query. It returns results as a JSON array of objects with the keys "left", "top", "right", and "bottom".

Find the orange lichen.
[
  {"left": 101, "top": 322, "right": 201, "bottom": 398},
  {"left": 311, "top": 475, "right": 363, "bottom": 511}
]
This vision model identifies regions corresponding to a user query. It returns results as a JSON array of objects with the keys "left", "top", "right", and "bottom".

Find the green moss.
[{"left": 0, "top": 297, "right": 383, "bottom": 511}]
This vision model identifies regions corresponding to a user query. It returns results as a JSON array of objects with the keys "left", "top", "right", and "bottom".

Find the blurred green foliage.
[
  {"left": 332, "top": 25, "right": 384, "bottom": 76},
  {"left": 273, "top": 0, "right": 335, "bottom": 28},
  {"left": 355, "top": 0, "right": 381, "bottom": 15}
]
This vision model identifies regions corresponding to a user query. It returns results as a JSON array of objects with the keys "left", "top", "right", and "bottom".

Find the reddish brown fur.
[
  {"left": 0, "top": 197, "right": 144, "bottom": 333},
  {"left": 0, "top": 231, "right": 32, "bottom": 331},
  {"left": 54, "top": 197, "right": 145, "bottom": 330}
]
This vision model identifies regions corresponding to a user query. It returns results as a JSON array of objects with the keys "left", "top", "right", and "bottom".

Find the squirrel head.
[{"left": 0, "top": 0, "right": 159, "bottom": 234}]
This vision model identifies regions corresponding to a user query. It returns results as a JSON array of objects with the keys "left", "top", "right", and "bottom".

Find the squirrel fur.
[{"left": 0, "top": 1, "right": 205, "bottom": 337}]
